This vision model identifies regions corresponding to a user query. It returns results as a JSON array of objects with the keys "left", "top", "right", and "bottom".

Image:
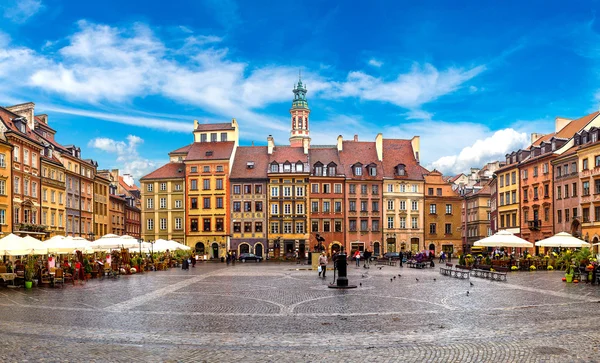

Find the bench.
[
  {"left": 470, "top": 266, "right": 508, "bottom": 281},
  {"left": 439, "top": 266, "right": 470, "bottom": 279},
  {"left": 375, "top": 259, "right": 397, "bottom": 266},
  {"left": 407, "top": 261, "right": 426, "bottom": 269}
]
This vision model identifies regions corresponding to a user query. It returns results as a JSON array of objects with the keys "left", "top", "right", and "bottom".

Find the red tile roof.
[
  {"left": 119, "top": 176, "right": 140, "bottom": 191},
  {"left": 230, "top": 146, "right": 269, "bottom": 179},
  {"left": 186, "top": 141, "right": 235, "bottom": 161},
  {"left": 140, "top": 162, "right": 185, "bottom": 180},
  {"left": 309, "top": 148, "right": 345, "bottom": 176},
  {"left": 268, "top": 146, "right": 308, "bottom": 164},
  {"left": 0, "top": 107, "right": 43, "bottom": 146},
  {"left": 338, "top": 141, "right": 383, "bottom": 180},
  {"left": 556, "top": 111, "right": 599, "bottom": 139},
  {"left": 449, "top": 173, "right": 466, "bottom": 183},
  {"left": 195, "top": 122, "right": 234, "bottom": 131},
  {"left": 169, "top": 144, "right": 192, "bottom": 154},
  {"left": 381, "top": 139, "right": 428, "bottom": 180}
]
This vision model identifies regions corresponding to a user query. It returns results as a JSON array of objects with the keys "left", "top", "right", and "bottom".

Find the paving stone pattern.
[{"left": 1, "top": 262, "right": 600, "bottom": 362}]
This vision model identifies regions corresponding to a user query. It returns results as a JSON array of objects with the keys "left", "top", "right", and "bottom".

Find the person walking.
[
  {"left": 399, "top": 251, "right": 404, "bottom": 267},
  {"left": 318, "top": 252, "right": 328, "bottom": 278},
  {"left": 354, "top": 250, "right": 361, "bottom": 267}
]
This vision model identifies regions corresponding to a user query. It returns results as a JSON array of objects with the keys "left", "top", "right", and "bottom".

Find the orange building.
[{"left": 424, "top": 170, "right": 462, "bottom": 255}]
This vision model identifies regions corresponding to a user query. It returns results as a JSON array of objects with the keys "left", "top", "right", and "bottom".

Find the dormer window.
[
  {"left": 396, "top": 164, "right": 406, "bottom": 176},
  {"left": 205, "top": 151, "right": 213, "bottom": 157},
  {"left": 314, "top": 162, "right": 323, "bottom": 176},
  {"left": 283, "top": 162, "right": 291, "bottom": 172},
  {"left": 368, "top": 163, "right": 377, "bottom": 176},
  {"left": 296, "top": 162, "right": 303, "bottom": 172},
  {"left": 246, "top": 161, "right": 254, "bottom": 169},
  {"left": 354, "top": 165, "right": 362, "bottom": 176},
  {"left": 593, "top": 132, "right": 598, "bottom": 143},
  {"left": 327, "top": 163, "right": 336, "bottom": 176},
  {"left": 270, "top": 163, "right": 278, "bottom": 173},
  {"left": 19, "top": 124, "right": 25, "bottom": 133},
  {"left": 583, "top": 134, "right": 588, "bottom": 143}
]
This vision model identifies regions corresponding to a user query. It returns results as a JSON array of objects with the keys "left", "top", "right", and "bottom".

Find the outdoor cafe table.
[{"left": 0, "top": 272, "right": 16, "bottom": 286}]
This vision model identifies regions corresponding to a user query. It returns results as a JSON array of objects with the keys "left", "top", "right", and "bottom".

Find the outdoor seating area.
[
  {"left": 0, "top": 233, "right": 194, "bottom": 289},
  {"left": 439, "top": 263, "right": 470, "bottom": 279}
]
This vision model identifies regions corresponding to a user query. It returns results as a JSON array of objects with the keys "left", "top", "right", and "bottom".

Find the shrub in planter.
[{"left": 530, "top": 265, "right": 536, "bottom": 271}]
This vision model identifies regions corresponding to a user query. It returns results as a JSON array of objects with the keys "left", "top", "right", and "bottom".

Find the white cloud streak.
[
  {"left": 2, "top": 0, "right": 43, "bottom": 23},
  {"left": 368, "top": 58, "right": 383, "bottom": 67},
  {"left": 88, "top": 135, "right": 158, "bottom": 180}
]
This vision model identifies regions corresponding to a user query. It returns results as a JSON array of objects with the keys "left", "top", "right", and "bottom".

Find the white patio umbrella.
[
  {"left": 90, "top": 234, "right": 138, "bottom": 250},
  {"left": 0, "top": 233, "right": 47, "bottom": 255},
  {"left": 535, "top": 232, "right": 591, "bottom": 248},
  {"left": 168, "top": 240, "right": 191, "bottom": 251},
  {"left": 474, "top": 230, "right": 533, "bottom": 248}
]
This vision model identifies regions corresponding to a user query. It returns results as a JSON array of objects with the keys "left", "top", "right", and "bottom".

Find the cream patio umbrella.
[
  {"left": 168, "top": 240, "right": 191, "bottom": 251},
  {"left": 0, "top": 233, "right": 47, "bottom": 255},
  {"left": 535, "top": 232, "right": 591, "bottom": 248},
  {"left": 89, "top": 234, "right": 138, "bottom": 250},
  {"left": 474, "top": 230, "right": 533, "bottom": 248}
]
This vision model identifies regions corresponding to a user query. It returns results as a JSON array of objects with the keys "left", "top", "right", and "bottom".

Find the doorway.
[
  {"left": 284, "top": 240, "right": 294, "bottom": 257},
  {"left": 411, "top": 238, "right": 419, "bottom": 252},
  {"left": 211, "top": 243, "right": 219, "bottom": 259},
  {"left": 429, "top": 243, "right": 436, "bottom": 253},
  {"left": 240, "top": 243, "right": 250, "bottom": 254},
  {"left": 373, "top": 242, "right": 380, "bottom": 256},
  {"left": 298, "top": 242, "right": 306, "bottom": 259},
  {"left": 255, "top": 243, "right": 263, "bottom": 257},
  {"left": 195, "top": 242, "right": 205, "bottom": 255}
]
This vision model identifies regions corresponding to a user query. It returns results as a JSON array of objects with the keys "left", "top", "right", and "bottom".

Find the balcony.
[{"left": 527, "top": 219, "right": 542, "bottom": 231}]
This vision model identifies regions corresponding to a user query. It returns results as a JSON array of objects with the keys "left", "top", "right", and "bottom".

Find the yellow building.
[
  {"left": 463, "top": 183, "right": 492, "bottom": 245},
  {"left": 0, "top": 134, "right": 12, "bottom": 237},
  {"left": 40, "top": 149, "right": 66, "bottom": 238},
  {"left": 495, "top": 157, "right": 520, "bottom": 235},
  {"left": 140, "top": 162, "right": 186, "bottom": 244},
  {"left": 94, "top": 174, "right": 110, "bottom": 238}
]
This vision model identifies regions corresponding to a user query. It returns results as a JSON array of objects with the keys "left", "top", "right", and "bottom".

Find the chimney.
[
  {"left": 193, "top": 119, "right": 199, "bottom": 129},
  {"left": 6, "top": 102, "right": 35, "bottom": 130},
  {"left": 36, "top": 114, "right": 48, "bottom": 124},
  {"left": 411, "top": 136, "right": 420, "bottom": 163},
  {"left": 336, "top": 135, "right": 343, "bottom": 151},
  {"left": 267, "top": 135, "right": 275, "bottom": 155},
  {"left": 303, "top": 138, "right": 309, "bottom": 155},
  {"left": 375, "top": 133, "right": 383, "bottom": 161},
  {"left": 353, "top": 134, "right": 358, "bottom": 142},
  {"left": 555, "top": 117, "right": 572, "bottom": 133},
  {"left": 530, "top": 133, "right": 545, "bottom": 144}
]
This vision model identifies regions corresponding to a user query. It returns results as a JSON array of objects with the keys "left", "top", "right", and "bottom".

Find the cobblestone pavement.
[{"left": 1, "top": 261, "right": 600, "bottom": 362}]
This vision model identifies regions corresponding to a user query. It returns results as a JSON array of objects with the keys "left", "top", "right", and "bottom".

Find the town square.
[{"left": 3, "top": 0, "right": 600, "bottom": 362}]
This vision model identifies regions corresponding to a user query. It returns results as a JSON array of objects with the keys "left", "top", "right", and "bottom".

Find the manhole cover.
[{"left": 534, "top": 346, "right": 568, "bottom": 355}]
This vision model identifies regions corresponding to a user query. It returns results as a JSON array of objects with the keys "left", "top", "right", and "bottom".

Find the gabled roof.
[
  {"left": 268, "top": 146, "right": 308, "bottom": 164},
  {"left": 308, "top": 147, "right": 344, "bottom": 176},
  {"left": 169, "top": 143, "right": 192, "bottom": 155},
  {"left": 140, "top": 162, "right": 185, "bottom": 180},
  {"left": 449, "top": 173, "right": 466, "bottom": 183},
  {"left": 556, "top": 111, "right": 599, "bottom": 139},
  {"left": 195, "top": 122, "right": 235, "bottom": 132},
  {"left": 119, "top": 176, "right": 140, "bottom": 191},
  {"left": 338, "top": 141, "right": 383, "bottom": 181},
  {"left": 0, "top": 107, "right": 43, "bottom": 146},
  {"left": 230, "top": 146, "right": 269, "bottom": 179},
  {"left": 186, "top": 141, "right": 235, "bottom": 161},
  {"left": 381, "top": 139, "right": 429, "bottom": 180}
]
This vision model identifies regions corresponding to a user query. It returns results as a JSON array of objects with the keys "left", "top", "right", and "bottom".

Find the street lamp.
[{"left": 87, "top": 232, "right": 95, "bottom": 241}]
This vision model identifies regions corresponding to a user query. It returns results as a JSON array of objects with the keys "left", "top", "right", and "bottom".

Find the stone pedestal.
[{"left": 311, "top": 252, "right": 320, "bottom": 270}]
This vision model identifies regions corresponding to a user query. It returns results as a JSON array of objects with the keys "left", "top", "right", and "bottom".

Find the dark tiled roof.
[
  {"left": 140, "top": 162, "right": 185, "bottom": 180},
  {"left": 186, "top": 141, "right": 235, "bottom": 161},
  {"left": 338, "top": 141, "right": 383, "bottom": 181},
  {"left": 308, "top": 148, "right": 345, "bottom": 176},
  {"left": 381, "top": 139, "right": 427, "bottom": 180},
  {"left": 268, "top": 146, "right": 308, "bottom": 164},
  {"left": 0, "top": 107, "right": 43, "bottom": 146},
  {"left": 230, "top": 146, "right": 269, "bottom": 179},
  {"left": 195, "top": 122, "right": 234, "bottom": 131}
]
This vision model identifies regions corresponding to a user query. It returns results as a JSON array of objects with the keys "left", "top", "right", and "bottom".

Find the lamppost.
[
  {"left": 138, "top": 238, "right": 144, "bottom": 255},
  {"left": 87, "top": 232, "right": 95, "bottom": 241}
]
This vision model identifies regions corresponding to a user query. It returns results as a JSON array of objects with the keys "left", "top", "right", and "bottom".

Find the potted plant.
[
  {"left": 24, "top": 257, "right": 36, "bottom": 289},
  {"left": 565, "top": 264, "right": 574, "bottom": 283}
]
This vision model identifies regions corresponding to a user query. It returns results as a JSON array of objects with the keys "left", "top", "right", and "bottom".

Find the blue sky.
[{"left": 1, "top": 0, "right": 600, "bottom": 179}]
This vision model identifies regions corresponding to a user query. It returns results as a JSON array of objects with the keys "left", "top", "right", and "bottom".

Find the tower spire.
[{"left": 289, "top": 73, "right": 311, "bottom": 147}]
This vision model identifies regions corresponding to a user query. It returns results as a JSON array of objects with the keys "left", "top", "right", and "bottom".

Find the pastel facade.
[{"left": 424, "top": 170, "right": 462, "bottom": 255}]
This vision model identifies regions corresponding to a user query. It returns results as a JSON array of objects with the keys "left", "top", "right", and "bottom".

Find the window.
[
  {"left": 557, "top": 210, "right": 562, "bottom": 223},
  {"left": 271, "top": 204, "right": 279, "bottom": 214},
  {"left": 533, "top": 166, "right": 538, "bottom": 177},
  {"left": 387, "top": 200, "right": 394, "bottom": 210},
  {"left": 499, "top": 176, "right": 504, "bottom": 187},
  {"left": 361, "top": 185, "right": 367, "bottom": 195},
  {"left": 399, "top": 217, "right": 406, "bottom": 229},
  {"left": 160, "top": 218, "right": 167, "bottom": 230},
  {"left": 0, "top": 180, "right": 4, "bottom": 196},
  {"left": 311, "top": 183, "right": 319, "bottom": 194},
  {"left": 387, "top": 216, "right": 394, "bottom": 229},
  {"left": 399, "top": 184, "right": 406, "bottom": 192},
  {"left": 271, "top": 187, "right": 279, "bottom": 197},
  {"left": 175, "top": 184, "right": 182, "bottom": 191},
  {"left": 372, "top": 201, "right": 379, "bottom": 212},
  {"left": 428, "top": 188, "right": 433, "bottom": 195},
  {"left": 335, "top": 220, "right": 342, "bottom": 232},
  {"left": 175, "top": 218, "right": 182, "bottom": 230},
  {"left": 244, "top": 222, "right": 252, "bottom": 233},
  {"left": 191, "top": 198, "right": 198, "bottom": 209},
  {"left": 533, "top": 186, "right": 539, "bottom": 199},
  {"left": 51, "top": 190, "right": 55, "bottom": 203},
  {"left": 202, "top": 165, "right": 210, "bottom": 173},
  {"left": 24, "top": 180, "right": 29, "bottom": 196},
  {"left": 216, "top": 179, "right": 223, "bottom": 190},
  {"left": 429, "top": 223, "right": 437, "bottom": 234},
  {"left": 175, "top": 200, "right": 182, "bottom": 208},
  {"left": 13, "top": 146, "right": 19, "bottom": 162},
  {"left": 283, "top": 186, "right": 292, "bottom": 197},
  {"left": 565, "top": 209, "right": 570, "bottom": 222},
  {"left": 190, "top": 166, "right": 197, "bottom": 173},
  {"left": 557, "top": 186, "right": 562, "bottom": 199},
  {"left": 296, "top": 222, "right": 304, "bottom": 234},
  {"left": 387, "top": 184, "right": 394, "bottom": 193},
  {"left": 284, "top": 222, "right": 292, "bottom": 234},
  {"left": 255, "top": 185, "right": 263, "bottom": 194},
  {"left": 445, "top": 223, "right": 452, "bottom": 234},
  {"left": 216, "top": 197, "right": 223, "bottom": 208},
  {"left": 334, "top": 201, "right": 342, "bottom": 213},
  {"left": 360, "top": 201, "right": 367, "bottom": 212},
  {"left": 583, "top": 158, "right": 589, "bottom": 170},
  {"left": 296, "top": 186, "right": 304, "bottom": 197},
  {"left": 23, "top": 149, "right": 29, "bottom": 165},
  {"left": 146, "top": 198, "right": 154, "bottom": 209},
  {"left": 583, "top": 181, "right": 590, "bottom": 196},
  {"left": 323, "top": 201, "right": 330, "bottom": 213},
  {"left": 411, "top": 201, "right": 418, "bottom": 210},
  {"left": 361, "top": 219, "right": 368, "bottom": 231},
  {"left": 0, "top": 154, "right": 4, "bottom": 168},
  {"left": 271, "top": 222, "right": 279, "bottom": 234},
  {"left": 211, "top": 133, "right": 217, "bottom": 142},
  {"left": 445, "top": 204, "right": 452, "bottom": 214},
  {"left": 334, "top": 184, "right": 342, "bottom": 193},
  {"left": 312, "top": 221, "right": 319, "bottom": 232},
  {"left": 159, "top": 182, "right": 167, "bottom": 191},
  {"left": 296, "top": 203, "right": 304, "bottom": 214},
  {"left": 522, "top": 169, "right": 528, "bottom": 179},
  {"left": 430, "top": 204, "right": 437, "bottom": 214},
  {"left": 512, "top": 191, "right": 517, "bottom": 204},
  {"left": 311, "top": 201, "right": 319, "bottom": 212},
  {"left": 203, "top": 179, "right": 210, "bottom": 190},
  {"left": 596, "top": 156, "right": 600, "bottom": 167},
  {"left": 255, "top": 222, "right": 263, "bottom": 232},
  {"left": 323, "top": 184, "right": 331, "bottom": 194},
  {"left": 203, "top": 197, "right": 210, "bottom": 209},
  {"left": 571, "top": 162, "right": 577, "bottom": 174},
  {"left": 147, "top": 183, "right": 153, "bottom": 192},
  {"left": 270, "top": 164, "right": 278, "bottom": 173},
  {"left": 398, "top": 200, "right": 406, "bottom": 210},
  {"left": 204, "top": 218, "right": 211, "bottom": 232},
  {"left": 573, "top": 182, "right": 577, "bottom": 196},
  {"left": 243, "top": 201, "right": 251, "bottom": 212},
  {"left": 372, "top": 185, "right": 379, "bottom": 195},
  {"left": 564, "top": 184, "right": 569, "bottom": 198},
  {"left": 160, "top": 198, "right": 166, "bottom": 209},
  {"left": 354, "top": 166, "right": 362, "bottom": 176},
  {"left": 349, "top": 220, "right": 357, "bottom": 231},
  {"left": 190, "top": 179, "right": 198, "bottom": 190},
  {"left": 147, "top": 219, "right": 154, "bottom": 230},
  {"left": 284, "top": 203, "right": 291, "bottom": 214},
  {"left": 233, "top": 201, "right": 241, "bottom": 212},
  {"left": 349, "top": 184, "right": 356, "bottom": 194}
]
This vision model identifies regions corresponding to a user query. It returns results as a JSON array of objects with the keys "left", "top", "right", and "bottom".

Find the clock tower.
[{"left": 289, "top": 75, "right": 311, "bottom": 147}]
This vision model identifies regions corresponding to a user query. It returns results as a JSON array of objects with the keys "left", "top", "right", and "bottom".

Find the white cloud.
[
  {"left": 427, "top": 128, "right": 529, "bottom": 175},
  {"left": 368, "top": 58, "right": 383, "bottom": 67},
  {"left": 2, "top": 0, "right": 43, "bottom": 23},
  {"left": 325, "top": 63, "right": 486, "bottom": 109},
  {"left": 403, "top": 109, "right": 433, "bottom": 121},
  {"left": 88, "top": 135, "right": 158, "bottom": 180}
]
